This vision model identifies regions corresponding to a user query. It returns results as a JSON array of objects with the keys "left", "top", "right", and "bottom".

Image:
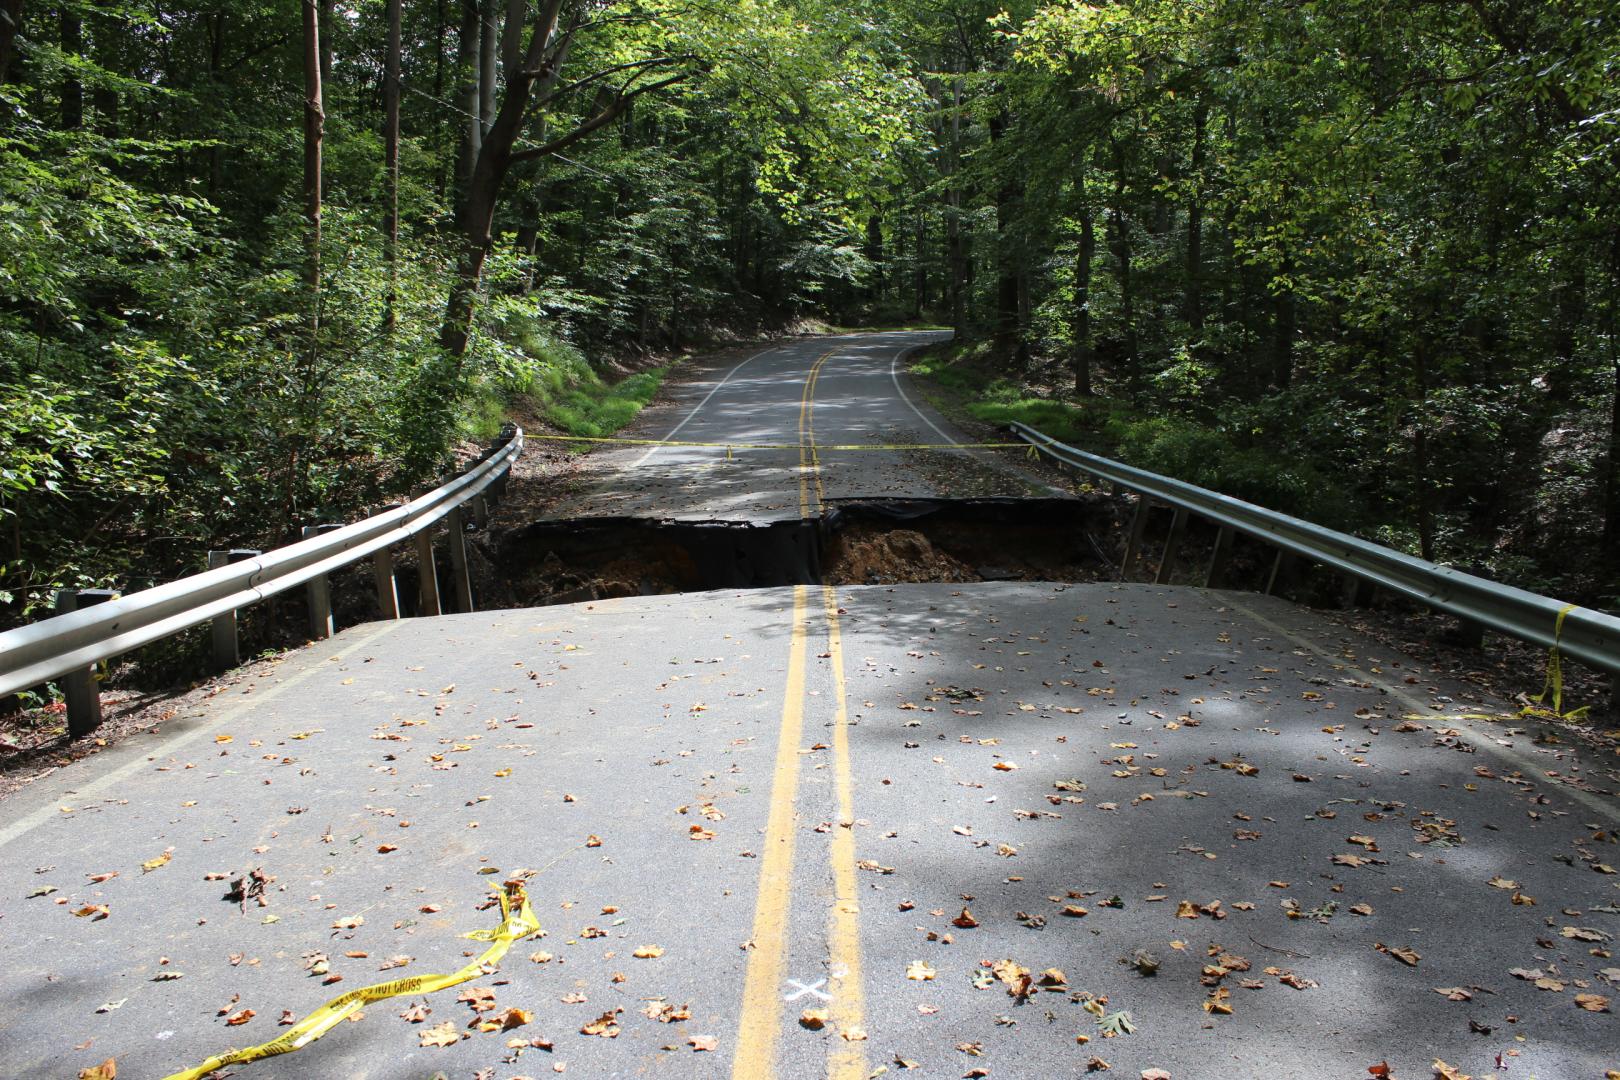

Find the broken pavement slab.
[{"left": 1, "top": 584, "right": 1615, "bottom": 1079}]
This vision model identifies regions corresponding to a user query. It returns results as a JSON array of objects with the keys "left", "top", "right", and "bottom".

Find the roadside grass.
[
  {"left": 906, "top": 338, "right": 1354, "bottom": 526},
  {"left": 463, "top": 326, "right": 671, "bottom": 443}
]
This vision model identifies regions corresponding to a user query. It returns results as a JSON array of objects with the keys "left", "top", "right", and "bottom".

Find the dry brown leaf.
[
  {"left": 419, "top": 1021, "right": 461, "bottom": 1048},
  {"left": 77, "top": 1060, "right": 116, "bottom": 1080},
  {"left": 952, "top": 907, "right": 980, "bottom": 929},
  {"left": 643, "top": 1001, "right": 691, "bottom": 1023},
  {"left": 800, "top": 1008, "right": 828, "bottom": 1029},
  {"left": 1574, "top": 993, "right": 1610, "bottom": 1012},
  {"left": 632, "top": 945, "right": 665, "bottom": 959},
  {"left": 689, "top": 1035, "right": 718, "bottom": 1052},
  {"left": 1431, "top": 1060, "right": 1472, "bottom": 1080},
  {"left": 498, "top": 1007, "right": 534, "bottom": 1030},
  {"left": 224, "top": 1008, "right": 254, "bottom": 1027},
  {"left": 1375, "top": 942, "right": 1420, "bottom": 967},
  {"left": 580, "top": 1009, "right": 622, "bottom": 1037}
]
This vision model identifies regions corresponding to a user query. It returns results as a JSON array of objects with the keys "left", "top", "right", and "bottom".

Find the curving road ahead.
[{"left": 546, "top": 331, "right": 1058, "bottom": 521}]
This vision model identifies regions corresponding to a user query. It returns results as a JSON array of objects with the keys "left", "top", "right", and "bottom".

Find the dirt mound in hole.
[{"left": 823, "top": 525, "right": 978, "bottom": 585}]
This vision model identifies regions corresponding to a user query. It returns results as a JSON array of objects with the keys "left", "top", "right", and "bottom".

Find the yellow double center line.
[
  {"left": 730, "top": 598, "right": 866, "bottom": 1069},
  {"left": 797, "top": 350, "right": 835, "bottom": 517}
]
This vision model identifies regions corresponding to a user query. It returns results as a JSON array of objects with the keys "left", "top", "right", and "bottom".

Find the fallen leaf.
[
  {"left": 952, "top": 907, "right": 980, "bottom": 929},
  {"left": 1431, "top": 1060, "right": 1472, "bottom": 1080},
  {"left": 632, "top": 945, "right": 665, "bottom": 959},
  {"left": 419, "top": 1021, "right": 461, "bottom": 1048},
  {"left": 224, "top": 1009, "right": 255, "bottom": 1026},
  {"left": 1375, "top": 943, "right": 1420, "bottom": 967},
  {"left": 141, "top": 851, "right": 173, "bottom": 873},
  {"left": 1574, "top": 993, "right": 1610, "bottom": 1012},
  {"left": 907, "top": 960, "right": 936, "bottom": 981},
  {"left": 77, "top": 1061, "right": 116, "bottom": 1080},
  {"left": 581, "top": 1009, "right": 622, "bottom": 1037},
  {"left": 689, "top": 1035, "right": 718, "bottom": 1052},
  {"left": 800, "top": 1008, "right": 828, "bottom": 1029},
  {"left": 1432, "top": 987, "right": 1472, "bottom": 1001},
  {"left": 644, "top": 1001, "right": 691, "bottom": 1023},
  {"left": 498, "top": 1007, "right": 534, "bottom": 1029}
]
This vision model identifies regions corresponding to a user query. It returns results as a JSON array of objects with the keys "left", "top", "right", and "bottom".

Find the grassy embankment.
[
  {"left": 465, "top": 329, "right": 672, "bottom": 443},
  {"left": 905, "top": 338, "right": 1355, "bottom": 528}
]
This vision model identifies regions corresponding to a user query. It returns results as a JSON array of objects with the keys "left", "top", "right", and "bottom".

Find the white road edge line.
[
  {"left": 1220, "top": 591, "right": 1620, "bottom": 825},
  {"left": 0, "top": 620, "right": 404, "bottom": 852},
  {"left": 889, "top": 337, "right": 1069, "bottom": 498},
  {"left": 632, "top": 343, "right": 783, "bottom": 467},
  {"left": 888, "top": 340, "right": 962, "bottom": 451}
]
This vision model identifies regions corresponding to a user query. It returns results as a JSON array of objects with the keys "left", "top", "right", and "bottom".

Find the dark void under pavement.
[
  {"left": 465, "top": 490, "right": 1331, "bottom": 613},
  {"left": 476, "top": 496, "right": 1128, "bottom": 608}
]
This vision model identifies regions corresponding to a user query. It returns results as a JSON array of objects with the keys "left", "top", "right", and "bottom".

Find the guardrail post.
[
  {"left": 302, "top": 525, "right": 343, "bottom": 640},
  {"left": 1121, "top": 496, "right": 1153, "bottom": 579},
  {"left": 372, "top": 506, "right": 402, "bottom": 620},
  {"left": 1342, "top": 573, "right": 1376, "bottom": 609},
  {"left": 55, "top": 588, "right": 116, "bottom": 738},
  {"left": 1204, "top": 527, "right": 1235, "bottom": 589},
  {"left": 415, "top": 527, "right": 442, "bottom": 616},
  {"left": 207, "top": 549, "right": 259, "bottom": 670},
  {"left": 1155, "top": 507, "right": 1190, "bottom": 585},
  {"left": 446, "top": 506, "right": 474, "bottom": 613},
  {"left": 471, "top": 494, "right": 490, "bottom": 528},
  {"left": 1265, "top": 550, "right": 1296, "bottom": 596},
  {"left": 1455, "top": 619, "right": 1486, "bottom": 650}
]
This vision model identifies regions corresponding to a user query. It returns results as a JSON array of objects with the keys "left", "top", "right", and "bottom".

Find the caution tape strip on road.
[
  {"left": 162, "top": 880, "right": 542, "bottom": 1080},
  {"left": 529, "top": 433, "right": 1034, "bottom": 453}
]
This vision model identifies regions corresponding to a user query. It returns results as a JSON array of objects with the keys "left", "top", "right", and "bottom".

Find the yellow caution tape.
[
  {"left": 162, "top": 880, "right": 542, "bottom": 1080},
  {"left": 528, "top": 433, "right": 1028, "bottom": 452},
  {"left": 1405, "top": 603, "right": 1590, "bottom": 727},
  {"left": 1524, "top": 603, "right": 1591, "bottom": 722}
]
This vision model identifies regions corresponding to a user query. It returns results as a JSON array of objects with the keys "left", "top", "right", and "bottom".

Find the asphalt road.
[
  {"left": 1, "top": 587, "right": 1615, "bottom": 1080},
  {"left": 544, "top": 331, "right": 1057, "bottom": 522},
  {"left": 2, "top": 336, "right": 1616, "bottom": 1080}
]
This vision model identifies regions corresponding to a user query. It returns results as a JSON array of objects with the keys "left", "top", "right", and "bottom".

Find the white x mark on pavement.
[{"left": 784, "top": 978, "right": 832, "bottom": 1002}]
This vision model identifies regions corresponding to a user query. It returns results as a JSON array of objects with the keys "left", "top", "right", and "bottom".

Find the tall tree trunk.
[
  {"left": 206, "top": 12, "right": 224, "bottom": 194},
  {"left": 478, "top": 0, "right": 496, "bottom": 134},
  {"left": 89, "top": 1, "right": 116, "bottom": 135},
  {"left": 1109, "top": 138, "right": 1139, "bottom": 392},
  {"left": 945, "top": 72, "right": 966, "bottom": 336},
  {"left": 1072, "top": 162, "right": 1095, "bottom": 397},
  {"left": 296, "top": 0, "right": 325, "bottom": 525},
  {"left": 1185, "top": 101, "right": 1206, "bottom": 332},
  {"left": 383, "top": 0, "right": 401, "bottom": 333},
  {"left": 1412, "top": 325, "right": 1434, "bottom": 561},
  {"left": 1603, "top": 235, "right": 1620, "bottom": 557},
  {"left": 911, "top": 211, "right": 926, "bottom": 319},
  {"left": 434, "top": 0, "right": 449, "bottom": 201},
  {"left": 1272, "top": 263, "right": 1295, "bottom": 388},
  {"left": 0, "top": 0, "right": 23, "bottom": 85},
  {"left": 454, "top": 0, "right": 481, "bottom": 208},
  {"left": 864, "top": 214, "right": 884, "bottom": 301},
  {"left": 59, "top": 4, "right": 81, "bottom": 128},
  {"left": 989, "top": 111, "right": 1022, "bottom": 362}
]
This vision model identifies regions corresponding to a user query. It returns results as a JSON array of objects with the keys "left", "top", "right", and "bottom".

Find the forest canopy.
[{"left": 1, "top": 0, "right": 1617, "bottom": 619}]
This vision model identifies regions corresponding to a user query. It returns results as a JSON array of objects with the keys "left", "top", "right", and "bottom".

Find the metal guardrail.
[
  {"left": 1011, "top": 421, "right": 1620, "bottom": 679},
  {"left": 0, "top": 427, "right": 524, "bottom": 720}
]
